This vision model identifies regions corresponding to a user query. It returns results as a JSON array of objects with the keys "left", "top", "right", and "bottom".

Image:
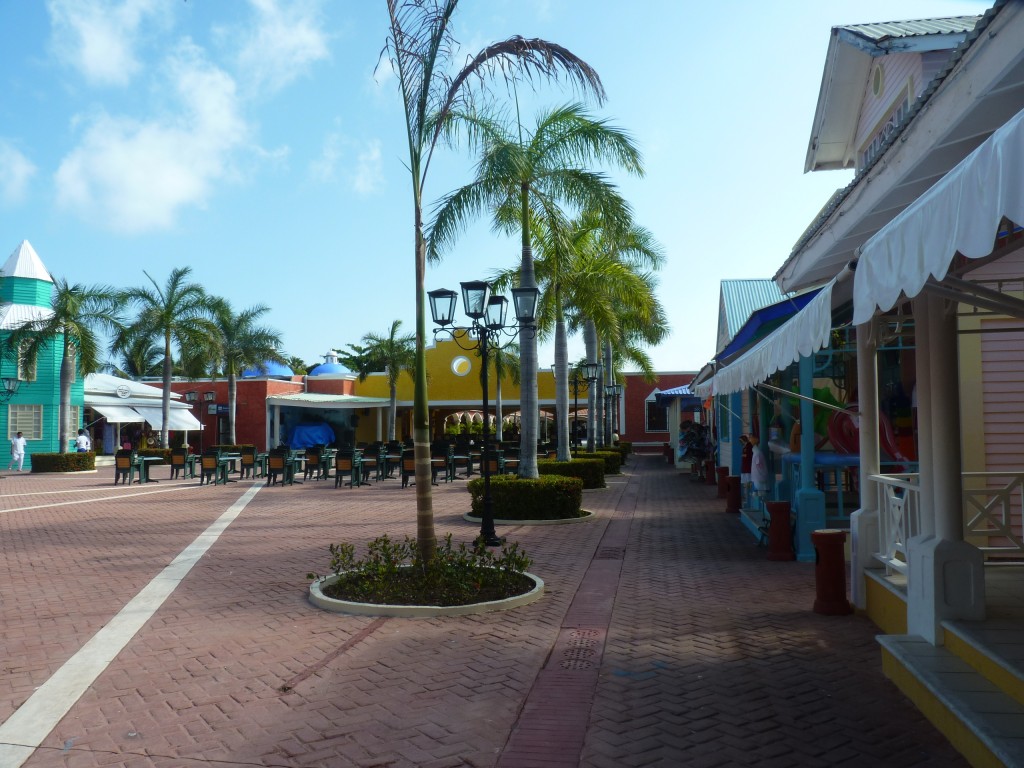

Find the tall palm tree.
[
  {"left": 482, "top": 341, "right": 520, "bottom": 442},
  {"left": 338, "top": 320, "right": 415, "bottom": 442},
  {"left": 5, "top": 279, "right": 120, "bottom": 453},
  {"left": 385, "top": 0, "right": 604, "bottom": 559},
  {"left": 209, "top": 298, "right": 286, "bottom": 445},
  {"left": 428, "top": 103, "right": 640, "bottom": 476},
  {"left": 116, "top": 268, "right": 217, "bottom": 449},
  {"left": 107, "top": 334, "right": 162, "bottom": 379}
]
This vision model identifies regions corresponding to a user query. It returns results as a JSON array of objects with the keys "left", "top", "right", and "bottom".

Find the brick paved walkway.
[{"left": 0, "top": 457, "right": 966, "bottom": 766}]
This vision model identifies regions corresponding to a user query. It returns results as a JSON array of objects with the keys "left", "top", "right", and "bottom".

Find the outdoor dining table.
[
  {"left": 384, "top": 452, "right": 402, "bottom": 479},
  {"left": 134, "top": 455, "right": 163, "bottom": 483},
  {"left": 288, "top": 451, "right": 306, "bottom": 484},
  {"left": 220, "top": 453, "right": 242, "bottom": 482}
]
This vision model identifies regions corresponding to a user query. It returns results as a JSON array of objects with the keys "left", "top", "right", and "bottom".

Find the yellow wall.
[{"left": 353, "top": 337, "right": 558, "bottom": 404}]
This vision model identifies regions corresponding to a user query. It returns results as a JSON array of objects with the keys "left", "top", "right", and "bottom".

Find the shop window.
[
  {"left": 9, "top": 404, "right": 42, "bottom": 440},
  {"left": 645, "top": 400, "right": 668, "bottom": 432}
]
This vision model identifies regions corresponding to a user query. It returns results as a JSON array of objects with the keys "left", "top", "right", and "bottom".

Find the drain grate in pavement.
[
  {"left": 560, "top": 658, "right": 594, "bottom": 670},
  {"left": 595, "top": 547, "right": 625, "bottom": 560}
]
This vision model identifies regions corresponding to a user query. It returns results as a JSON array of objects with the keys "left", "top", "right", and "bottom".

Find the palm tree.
[
  {"left": 209, "top": 298, "right": 286, "bottom": 445},
  {"left": 107, "top": 334, "right": 163, "bottom": 379},
  {"left": 116, "top": 268, "right": 217, "bottom": 449},
  {"left": 5, "top": 279, "right": 120, "bottom": 453},
  {"left": 338, "top": 320, "right": 415, "bottom": 442},
  {"left": 483, "top": 342, "right": 520, "bottom": 442},
  {"left": 385, "top": 0, "right": 604, "bottom": 559},
  {"left": 428, "top": 103, "right": 640, "bottom": 476}
]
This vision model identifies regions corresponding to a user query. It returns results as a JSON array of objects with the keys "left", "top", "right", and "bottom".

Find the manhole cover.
[
  {"left": 560, "top": 659, "right": 594, "bottom": 670},
  {"left": 566, "top": 637, "right": 598, "bottom": 649},
  {"left": 563, "top": 647, "right": 596, "bottom": 660}
]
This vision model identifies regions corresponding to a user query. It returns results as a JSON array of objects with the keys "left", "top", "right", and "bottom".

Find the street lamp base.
[{"left": 477, "top": 534, "right": 506, "bottom": 547}]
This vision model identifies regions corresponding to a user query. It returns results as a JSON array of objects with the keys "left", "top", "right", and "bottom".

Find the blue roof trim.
[
  {"left": 655, "top": 385, "right": 702, "bottom": 411},
  {"left": 717, "top": 289, "right": 823, "bottom": 362}
]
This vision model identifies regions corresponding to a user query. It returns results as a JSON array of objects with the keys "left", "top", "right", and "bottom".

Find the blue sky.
[{"left": 0, "top": 0, "right": 990, "bottom": 374}]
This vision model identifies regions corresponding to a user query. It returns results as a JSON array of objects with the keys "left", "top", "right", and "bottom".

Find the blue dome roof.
[
  {"left": 309, "top": 362, "right": 351, "bottom": 376},
  {"left": 242, "top": 361, "right": 294, "bottom": 378}
]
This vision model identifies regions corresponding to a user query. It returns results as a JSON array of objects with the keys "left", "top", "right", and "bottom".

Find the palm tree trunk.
[
  {"left": 604, "top": 338, "right": 614, "bottom": 445},
  {"left": 518, "top": 183, "right": 539, "bottom": 478},
  {"left": 584, "top": 320, "right": 598, "bottom": 452},
  {"left": 388, "top": 382, "right": 398, "bottom": 441},
  {"left": 554, "top": 299, "right": 570, "bottom": 462},
  {"left": 495, "top": 373, "right": 503, "bottom": 442},
  {"left": 228, "top": 373, "right": 238, "bottom": 444},
  {"left": 161, "top": 331, "right": 173, "bottom": 449},
  {"left": 413, "top": 201, "right": 436, "bottom": 562},
  {"left": 59, "top": 336, "right": 73, "bottom": 453}
]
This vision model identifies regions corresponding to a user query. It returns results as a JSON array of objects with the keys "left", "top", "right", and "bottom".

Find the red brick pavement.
[{"left": 0, "top": 459, "right": 967, "bottom": 767}]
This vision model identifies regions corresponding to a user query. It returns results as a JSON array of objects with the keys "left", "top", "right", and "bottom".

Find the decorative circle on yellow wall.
[{"left": 452, "top": 356, "right": 472, "bottom": 376}]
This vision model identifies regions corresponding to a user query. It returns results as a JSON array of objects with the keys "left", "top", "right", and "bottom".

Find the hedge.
[
  {"left": 537, "top": 458, "right": 605, "bottom": 489},
  {"left": 571, "top": 450, "right": 622, "bottom": 475},
  {"left": 467, "top": 474, "right": 585, "bottom": 520},
  {"left": 29, "top": 452, "right": 96, "bottom": 473}
]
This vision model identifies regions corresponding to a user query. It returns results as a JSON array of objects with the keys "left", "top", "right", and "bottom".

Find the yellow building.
[{"left": 352, "top": 338, "right": 560, "bottom": 442}]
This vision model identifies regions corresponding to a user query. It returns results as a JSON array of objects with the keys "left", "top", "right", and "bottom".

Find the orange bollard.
[
  {"left": 725, "top": 475, "right": 741, "bottom": 513},
  {"left": 716, "top": 466, "right": 729, "bottom": 498},
  {"left": 811, "top": 529, "right": 853, "bottom": 615},
  {"left": 765, "top": 501, "right": 795, "bottom": 561}
]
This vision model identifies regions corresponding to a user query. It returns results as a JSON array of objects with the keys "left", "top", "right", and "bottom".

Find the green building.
[{"left": 1, "top": 241, "right": 84, "bottom": 468}]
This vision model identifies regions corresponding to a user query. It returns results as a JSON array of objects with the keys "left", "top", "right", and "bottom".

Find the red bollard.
[
  {"left": 725, "top": 475, "right": 741, "bottom": 513},
  {"left": 811, "top": 529, "right": 853, "bottom": 615},
  {"left": 765, "top": 501, "right": 795, "bottom": 561},
  {"left": 704, "top": 459, "right": 717, "bottom": 486},
  {"left": 716, "top": 466, "right": 729, "bottom": 498}
]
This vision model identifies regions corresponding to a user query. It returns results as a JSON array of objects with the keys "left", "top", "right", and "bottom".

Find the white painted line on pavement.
[
  {"left": 0, "top": 483, "right": 263, "bottom": 766},
  {"left": 0, "top": 484, "right": 239, "bottom": 515}
]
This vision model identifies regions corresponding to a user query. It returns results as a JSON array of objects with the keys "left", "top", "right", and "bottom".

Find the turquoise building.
[{"left": 0, "top": 241, "right": 83, "bottom": 468}]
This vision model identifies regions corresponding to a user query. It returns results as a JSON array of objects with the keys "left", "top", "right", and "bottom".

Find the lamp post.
[
  {"left": 582, "top": 362, "right": 601, "bottom": 452},
  {"left": 606, "top": 383, "right": 622, "bottom": 443},
  {"left": 0, "top": 377, "right": 21, "bottom": 402},
  {"left": 429, "top": 281, "right": 538, "bottom": 546}
]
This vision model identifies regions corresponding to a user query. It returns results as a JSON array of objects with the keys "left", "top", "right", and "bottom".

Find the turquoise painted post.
[
  {"left": 757, "top": 387, "right": 772, "bottom": 500},
  {"left": 795, "top": 354, "right": 825, "bottom": 562}
]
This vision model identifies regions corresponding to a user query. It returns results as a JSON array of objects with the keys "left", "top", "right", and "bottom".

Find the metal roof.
[
  {"left": 265, "top": 392, "right": 390, "bottom": 410},
  {"left": 839, "top": 16, "right": 981, "bottom": 46},
  {"left": 719, "top": 280, "right": 789, "bottom": 351}
]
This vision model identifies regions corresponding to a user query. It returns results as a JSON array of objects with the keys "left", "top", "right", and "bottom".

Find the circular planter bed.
[
  {"left": 462, "top": 509, "right": 595, "bottom": 526},
  {"left": 309, "top": 571, "right": 544, "bottom": 617}
]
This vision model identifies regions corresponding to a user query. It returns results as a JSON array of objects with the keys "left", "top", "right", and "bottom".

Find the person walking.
[
  {"left": 9, "top": 431, "right": 27, "bottom": 471},
  {"left": 75, "top": 429, "right": 91, "bottom": 452}
]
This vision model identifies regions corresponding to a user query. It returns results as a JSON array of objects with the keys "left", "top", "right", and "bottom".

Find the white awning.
[
  {"left": 92, "top": 404, "right": 145, "bottom": 423},
  {"left": 853, "top": 105, "right": 1024, "bottom": 325},
  {"left": 131, "top": 406, "right": 203, "bottom": 431},
  {"left": 698, "top": 275, "right": 843, "bottom": 398}
]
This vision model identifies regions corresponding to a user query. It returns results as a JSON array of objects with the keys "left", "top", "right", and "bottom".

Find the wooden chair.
[
  {"left": 240, "top": 448, "right": 258, "bottom": 479},
  {"left": 334, "top": 450, "right": 359, "bottom": 488},
  {"left": 199, "top": 451, "right": 223, "bottom": 485},
  {"left": 400, "top": 450, "right": 416, "bottom": 488},
  {"left": 169, "top": 448, "right": 188, "bottom": 479},
  {"left": 266, "top": 451, "right": 291, "bottom": 486},
  {"left": 114, "top": 450, "right": 136, "bottom": 485},
  {"left": 430, "top": 442, "right": 452, "bottom": 485},
  {"left": 304, "top": 449, "right": 324, "bottom": 481},
  {"left": 360, "top": 446, "right": 381, "bottom": 483}
]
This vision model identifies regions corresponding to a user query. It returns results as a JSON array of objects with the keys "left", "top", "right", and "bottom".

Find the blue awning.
[
  {"left": 717, "top": 289, "right": 822, "bottom": 362},
  {"left": 655, "top": 385, "right": 702, "bottom": 411}
]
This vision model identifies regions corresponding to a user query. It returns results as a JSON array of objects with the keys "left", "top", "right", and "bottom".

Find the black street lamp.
[
  {"left": 606, "top": 383, "right": 623, "bottom": 443},
  {"left": 567, "top": 367, "right": 587, "bottom": 453},
  {"left": 0, "top": 377, "right": 21, "bottom": 402},
  {"left": 429, "top": 281, "right": 538, "bottom": 546},
  {"left": 582, "top": 362, "right": 601, "bottom": 452}
]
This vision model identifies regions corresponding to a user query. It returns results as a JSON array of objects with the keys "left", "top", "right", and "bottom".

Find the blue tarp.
[{"left": 288, "top": 423, "right": 335, "bottom": 450}]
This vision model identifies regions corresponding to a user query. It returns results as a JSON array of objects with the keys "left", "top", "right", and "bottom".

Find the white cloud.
[
  {"left": 236, "top": 0, "right": 329, "bottom": 96},
  {"left": 309, "top": 131, "right": 383, "bottom": 196},
  {"left": 352, "top": 140, "right": 383, "bottom": 196},
  {"left": 55, "top": 42, "right": 249, "bottom": 233},
  {"left": 47, "top": 0, "right": 165, "bottom": 87},
  {"left": 0, "top": 142, "right": 37, "bottom": 204}
]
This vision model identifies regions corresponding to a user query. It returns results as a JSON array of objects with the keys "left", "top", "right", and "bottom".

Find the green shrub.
[
  {"left": 136, "top": 448, "right": 169, "bottom": 463},
  {"left": 467, "top": 474, "right": 585, "bottom": 519},
  {"left": 537, "top": 458, "right": 605, "bottom": 489},
  {"left": 619, "top": 441, "right": 633, "bottom": 454},
  {"left": 309, "top": 533, "right": 533, "bottom": 606},
  {"left": 572, "top": 450, "right": 622, "bottom": 475},
  {"left": 30, "top": 452, "right": 96, "bottom": 472}
]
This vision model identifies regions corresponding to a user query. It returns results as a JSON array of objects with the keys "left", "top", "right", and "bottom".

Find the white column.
[
  {"left": 913, "top": 296, "right": 934, "bottom": 535},
  {"left": 850, "top": 318, "right": 880, "bottom": 609},
  {"left": 907, "top": 293, "right": 985, "bottom": 643},
  {"left": 376, "top": 408, "right": 383, "bottom": 442}
]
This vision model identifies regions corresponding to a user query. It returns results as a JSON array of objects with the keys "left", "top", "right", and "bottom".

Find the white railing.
[
  {"left": 872, "top": 473, "right": 920, "bottom": 574},
  {"left": 962, "top": 471, "right": 1024, "bottom": 555},
  {"left": 871, "top": 471, "right": 1024, "bottom": 573}
]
